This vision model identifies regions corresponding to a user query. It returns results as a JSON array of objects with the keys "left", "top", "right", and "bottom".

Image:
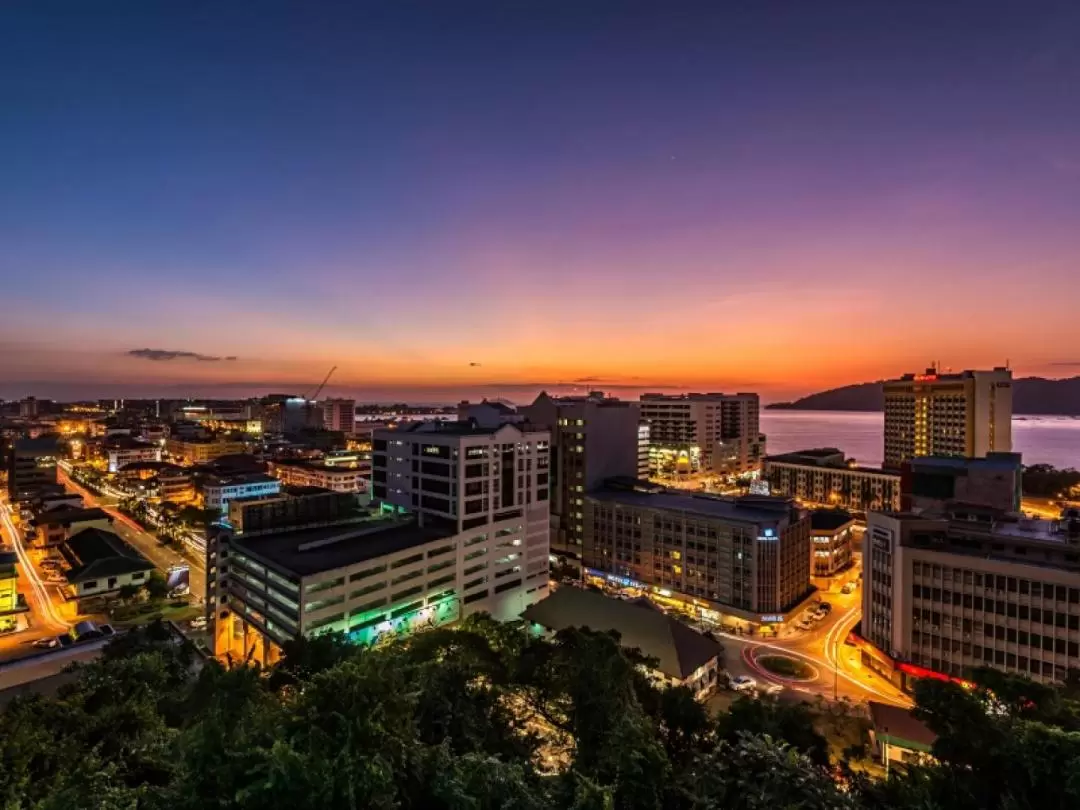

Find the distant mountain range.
[{"left": 767, "top": 377, "right": 1080, "bottom": 416}]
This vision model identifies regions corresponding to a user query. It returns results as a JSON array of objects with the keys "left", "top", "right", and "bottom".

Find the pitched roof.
[
  {"left": 60, "top": 528, "right": 154, "bottom": 584},
  {"left": 521, "top": 587, "right": 722, "bottom": 680},
  {"left": 868, "top": 701, "right": 937, "bottom": 751}
]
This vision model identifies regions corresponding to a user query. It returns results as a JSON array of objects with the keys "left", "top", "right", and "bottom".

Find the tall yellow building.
[{"left": 883, "top": 368, "right": 1012, "bottom": 469}]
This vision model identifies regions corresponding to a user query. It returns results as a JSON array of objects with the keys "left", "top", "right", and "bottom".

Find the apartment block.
[
  {"left": 763, "top": 449, "right": 901, "bottom": 512},
  {"left": 371, "top": 420, "right": 551, "bottom": 618},
  {"left": 520, "top": 391, "right": 642, "bottom": 559},
  {"left": 322, "top": 398, "right": 357, "bottom": 435},
  {"left": 584, "top": 488, "right": 813, "bottom": 628},
  {"left": 863, "top": 506, "right": 1080, "bottom": 687},
  {"left": 639, "top": 393, "right": 765, "bottom": 477},
  {"left": 883, "top": 368, "right": 1012, "bottom": 469}
]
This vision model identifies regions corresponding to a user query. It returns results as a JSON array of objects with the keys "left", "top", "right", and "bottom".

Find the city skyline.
[{"left": 3, "top": 2, "right": 1079, "bottom": 402}]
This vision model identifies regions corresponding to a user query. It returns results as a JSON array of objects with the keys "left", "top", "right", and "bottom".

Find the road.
[
  {"left": 0, "top": 497, "right": 73, "bottom": 659},
  {"left": 58, "top": 468, "right": 207, "bottom": 601}
]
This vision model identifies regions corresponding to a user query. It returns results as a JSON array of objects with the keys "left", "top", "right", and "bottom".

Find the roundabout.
[{"left": 756, "top": 653, "right": 818, "bottom": 682}]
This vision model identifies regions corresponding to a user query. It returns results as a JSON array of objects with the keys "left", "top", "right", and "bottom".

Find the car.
[
  {"left": 188, "top": 617, "right": 208, "bottom": 630},
  {"left": 818, "top": 601, "right": 833, "bottom": 613},
  {"left": 841, "top": 582, "right": 855, "bottom": 595},
  {"left": 730, "top": 675, "right": 758, "bottom": 693},
  {"left": 759, "top": 682, "right": 784, "bottom": 697},
  {"left": 32, "top": 637, "right": 59, "bottom": 649}
]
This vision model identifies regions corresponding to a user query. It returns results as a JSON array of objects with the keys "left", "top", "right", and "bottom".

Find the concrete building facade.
[
  {"left": 883, "top": 368, "right": 1013, "bottom": 469},
  {"left": 371, "top": 420, "right": 551, "bottom": 618},
  {"left": 321, "top": 398, "right": 357, "bottom": 436},
  {"left": 520, "top": 392, "right": 642, "bottom": 560},
  {"left": 270, "top": 458, "right": 368, "bottom": 493},
  {"left": 763, "top": 449, "right": 902, "bottom": 512},
  {"left": 584, "top": 488, "right": 813, "bottom": 628}
]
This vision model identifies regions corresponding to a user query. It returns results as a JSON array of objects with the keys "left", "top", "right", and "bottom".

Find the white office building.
[{"left": 371, "top": 420, "right": 551, "bottom": 621}]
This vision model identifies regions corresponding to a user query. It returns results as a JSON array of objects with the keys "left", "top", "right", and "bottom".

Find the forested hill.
[{"left": 767, "top": 377, "right": 1080, "bottom": 415}]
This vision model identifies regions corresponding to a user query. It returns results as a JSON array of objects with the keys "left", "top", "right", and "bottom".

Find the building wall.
[
  {"left": 272, "top": 463, "right": 366, "bottom": 493},
  {"left": 76, "top": 568, "right": 149, "bottom": 598},
  {"left": 764, "top": 460, "right": 901, "bottom": 511},
  {"left": 370, "top": 423, "right": 551, "bottom": 622},
  {"left": 165, "top": 439, "right": 247, "bottom": 465},
  {"left": 519, "top": 396, "right": 642, "bottom": 558},
  {"left": 583, "top": 496, "right": 812, "bottom": 618},
  {"left": 204, "top": 480, "right": 281, "bottom": 513},
  {"left": 322, "top": 399, "right": 356, "bottom": 435},
  {"left": 219, "top": 516, "right": 550, "bottom": 657},
  {"left": 812, "top": 525, "right": 855, "bottom": 577},
  {"left": 864, "top": 512, "right": 1080, "bottom": 684},
  {"left": 107, "top": 445, "right": 161, "bottom": 473},
  {"left": 0, "top": 566, "right": 18, "bottom": 614}
]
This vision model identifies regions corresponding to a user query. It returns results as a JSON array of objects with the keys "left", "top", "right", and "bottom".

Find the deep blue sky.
[{"left": 2, "top": 1, "right": 1079, "bottom": 401}]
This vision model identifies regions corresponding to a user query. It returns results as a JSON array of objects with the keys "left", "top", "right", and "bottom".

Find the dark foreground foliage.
[{"left": 2, "top": 615, "right": 1079, "bottom": 809}]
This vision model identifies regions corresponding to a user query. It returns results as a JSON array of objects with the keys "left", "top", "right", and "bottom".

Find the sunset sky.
[{"left": 2, "top": 2, "right": 1079, "bottom": 403}]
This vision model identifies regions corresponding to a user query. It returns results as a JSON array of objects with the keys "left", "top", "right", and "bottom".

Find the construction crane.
[
  {"left": 306, "top": 365, "right": 337, "bottom": 401},
  {"left": 304, "top": 366, "right": 337, "bottom": 427}
]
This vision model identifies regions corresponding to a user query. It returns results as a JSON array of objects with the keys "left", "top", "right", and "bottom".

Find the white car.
[
  {"left": 759, "top": 682, "right": 784, "bottom": 697},
  {"left": 32, "top": 637, "right": 59, "bottom": 649},
  {"left": 841, "top": 582, "right": 856, "bottom": 595},
  {"left": 730, "top": 675, "right": 758, "bottom": 693}
]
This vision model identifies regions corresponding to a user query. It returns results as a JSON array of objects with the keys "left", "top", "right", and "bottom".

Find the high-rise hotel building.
[
  {"left": 883, "top": 368, "right": 1012, "bottom": 469},
  {"left": 639, "top": 393, "right": 765, "bottom": 477}
]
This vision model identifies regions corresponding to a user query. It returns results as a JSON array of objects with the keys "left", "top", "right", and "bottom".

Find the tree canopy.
[{"left": 2, "top": 618, "right": 1078, "bottom": 809}]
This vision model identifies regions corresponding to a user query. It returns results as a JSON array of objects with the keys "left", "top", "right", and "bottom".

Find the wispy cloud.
[
  {"left": 127, "top": 348, "right": 237, "bottom": 362},
  {"left": 1049, "top": 361, "right": 1080, "bottom": 367}
]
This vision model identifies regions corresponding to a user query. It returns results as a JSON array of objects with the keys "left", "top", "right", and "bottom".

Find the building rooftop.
[
  {"left": 60, "top": 528, "right": 154, "bottom": 584},
  {"left": 810, "top": 509, "right": 856, "bottom": 532},
  {"left": 521, "top": 587, "right": 723, "bottom": 680},
  {"left": 117, "top": 461, "right": 182, "bottom": 474},
  {"left": 31, "top": 507, "right": 110, "bottom": 527},
  {"left": 766, "top": 449, "right": 896, "bottom": 476},
  {"left": 204, "top": 473, "right": 279, "bottom": 488},
  {"left": 273, "top": 458, "right": 358, "bottom": 474},
  {"left": 12, "top": 436, "right": 59, "bottom": 454},
  {"left": 589, "top": 489, "right": 797, "bottom": 524},
  {"left": 104, "top": 435, "right": 157, "bottom": 450},
  {"left": 907, "top": 452, "right": 1022, "bottom": 471},
  {"left": 389, "top": 419, "right": 546, "bottom": 437},
  {"left": 231, "top": 518, "right": 453, "bottom": 577}
]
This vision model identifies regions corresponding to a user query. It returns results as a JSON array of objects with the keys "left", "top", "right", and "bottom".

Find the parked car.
[
  {"left": 759, "top": 682, "right": 784, "bottom": 697},
  {"left": 730, "top": 675, "right": 758, "bottom": 693},
  {"left": 32, "top": 637, "right": 59, "bottom": 649},
  {"left": 841, "top": 582, "right": 855, "bottom": 595},
  {"left": 818, "top": 601, "right": 833, "bottom": 613},
  {"left": 188, "top": 616, "right": 208, "bottom": 631}
]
